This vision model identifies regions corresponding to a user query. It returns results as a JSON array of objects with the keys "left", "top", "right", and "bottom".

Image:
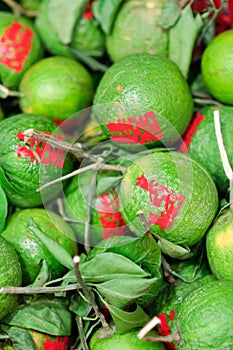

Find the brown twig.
[
  {"left": 57, "top": 198, "right": 85, "bottom": 224},
  {"left": 84, "top": 170, "right": 98, "bottom": 254},
  {"left": 22, "top": 128, "right": 102, "bottom": 163},
  {"left": 0, "top": 284, "right": 80, "bottom": 295},
  {"left": 36, "top": 163, "right": 126, "bottom": 192},
  {"left": 193, "top": 97, "right": 223, "bottom": 107},
  {"left": 73, "top": 255, "right": 110, "bottom": 330},
  {"left": 1, "top": 0, "right": 37, "bottom": 16},
  {"left": 142, "top": 333, "right": 180, "bottom": 343},
  {"left": 161, "top": 256, "right": 177, "bottom": 284}
]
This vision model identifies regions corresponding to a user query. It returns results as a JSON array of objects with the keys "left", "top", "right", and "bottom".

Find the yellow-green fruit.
[
  {"left": 201, "top": 29, "right": 233, "bottom": 104},
  {"left": 120, "top": 151, "right": 218, "bottom": 247},
  {"left": 106, "top": 0, "right": 168, "bottom": 62},
  {"left": 206, "top": 209, "right": 233, "bottom": 280},
  {"left": 90, "top": 328, "right": 165, "bottom": 350},
  {"left": 175, "top": 280, "right": 233, "bottom": 349},
  {"left": 0, "top": 236, "right": 22, "bottom": 320},
  {"left": 19, "top": 56, "right": 94, "bottom": 121},
  {"left": 1, "top": 208, "right": 77, "bottom": 285},
  {"left": 0, "top": 11, "right": 43, "bottom": 88},
  {"left": 93, "top": 54, "right": 193, "bottom": 147}
]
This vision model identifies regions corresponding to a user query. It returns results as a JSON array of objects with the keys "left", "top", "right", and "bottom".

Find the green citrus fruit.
[
  {"left": 119, "top": 150, "right": 218, "bottom": 247},
  {"left": 63, "top": 170, "right": 132, "bottom": 247},
  {"left": 106, "top": 0, "right": 168, "bottom": 63},
  {"left": 35, "top": 0, "right": 105, "bottom": 58},
  {"left": 0, "top": 11, "right": 43, "bottom": 88},
  {"left": 19, "top": 56, "right": 94, "bottom": 121},
  {"left": 158, "top": 274, "right": 215, "bottom": 318},
  {"left": 93, "top": 54, "right": 193, "bottom": 147},
  {"left": 1, "top": 208, "right": 77, "bottom": 285},
  {"left": 173, "top": 280, "right": 233, "bottom": 349},
  {"left": 0, "top": 235, "right": 22, "bottom": 320},
  {"left": 206, "top": 208, "right": 233, "bottom": 280},
  {"left": 152, "top": 257, "right": 215, "bottom": 317},
  {"left": 0, "top": 113, "right": 74, "bottom": 208},
  {"left": 89, "top": 328, "right": 165, "bottom": 350},
  {"left": 181, "top": 105, "right": 233, "bottom": 196},
  {"left": 201, "top": 29, "right": 233, "bottom": 104}
]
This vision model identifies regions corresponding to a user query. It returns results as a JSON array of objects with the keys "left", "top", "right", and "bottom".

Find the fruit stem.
[
  {"left": 0, "top": 84, "right": 23, "bottom": 99},
  {"left": 138, "top": 316, "right": 161, "bottom": 339},
  {"left": 73, "top": 255, "right": 111, "bottom": 331},
  {"left": 136, "top": 210, "right": 160, "bottom": 241},
  {"left": 142, "top": 333, "right": 180, "bottom": 343},
  {"left": 138, "top": 316, "right": 180, "bottom": 343},
  {"left": 214, "top": 110, "right": 233, "bottom": 211}
]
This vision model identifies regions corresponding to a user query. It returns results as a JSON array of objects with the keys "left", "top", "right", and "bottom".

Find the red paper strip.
[
  {"left": 0, "top": 22, "right": 33, "bottom": 72},
  {"left": 107, "top": 110, "right": 163, "bottom": 144},
  {"left": 136, "top": 174, "right": 185, "bottom": 231},
  {"left": 16, "top": 131, "right": 65, "bottom": 168},
  {"left": 97, "top": 189, "right": 129, "bottom": 239}
]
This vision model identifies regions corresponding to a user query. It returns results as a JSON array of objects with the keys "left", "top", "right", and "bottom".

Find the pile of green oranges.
[{"left": 1, "top": 0, "right": 233, "bottom": 349}]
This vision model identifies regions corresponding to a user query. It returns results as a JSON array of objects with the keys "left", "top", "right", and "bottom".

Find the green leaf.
[
  {"left": 0, "top": 166, "right": 15, "bottom": 193},
  {"left": 169, "top": 4, "right": 203, "bottom": 78},
  {"left": 47, "top": 0, "right": 90, "bottom": 44},
  {"left": 30, "top": 260, "right": 50, "bottom": 287},
  {"left": 190, "top": 73, "right": 210, "bottom": 95},
  {"left": 6, "top": 327, "right": 36, "bottom": 350},
  {"left": 28, "top": 218, "right": 74, "bottom": 270},
  {"left": 158, "top": 237, "right": 193, "bottom": 260},
  {"left": 158, "top": 0, "right": 181, "bottom": 29},
  {"left": 92, "top": 276, "right": 159, "bottom": 309},
  {"left": 96, "top": 175, "right": 122, "bottom": 196},
  {"left": 1, "top": 298, "right": 72, "bottom": 336},
  {"left": 80, "top": 252, "right": 150, "bottom": 283},
  {"left": 100, "top": 299, "right": 149, "bottom": 334},
  {"left": 0, "top": 186, "right": 7, "bottom": 233},
  {"left": 88, "top": 233, "right": 162, "bottom": 278},
  {"left": 69, "top": 292, "right": 93, "bottom": 318},
  {"left": 93, "top": 0, "right": 124, "bottom": 34}
]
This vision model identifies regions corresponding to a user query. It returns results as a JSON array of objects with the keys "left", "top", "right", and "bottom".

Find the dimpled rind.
[
  {"left": 0, "top": 236, "right": 22, "bottom": 320},
  {"left": 1, "top": 208, "right": 77, "bottom": 285},
  {"left": 120, "top": 151, "right": 218, "bottom": 247},
  {"left": 176, "top": 280, "right": 233, "bottom": 349},
  {"left": 0, "top": 113, "right": 73, "bottom": 208},
  {"left": 93, "top": 54, "right": 193, "bottom": 147}
]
